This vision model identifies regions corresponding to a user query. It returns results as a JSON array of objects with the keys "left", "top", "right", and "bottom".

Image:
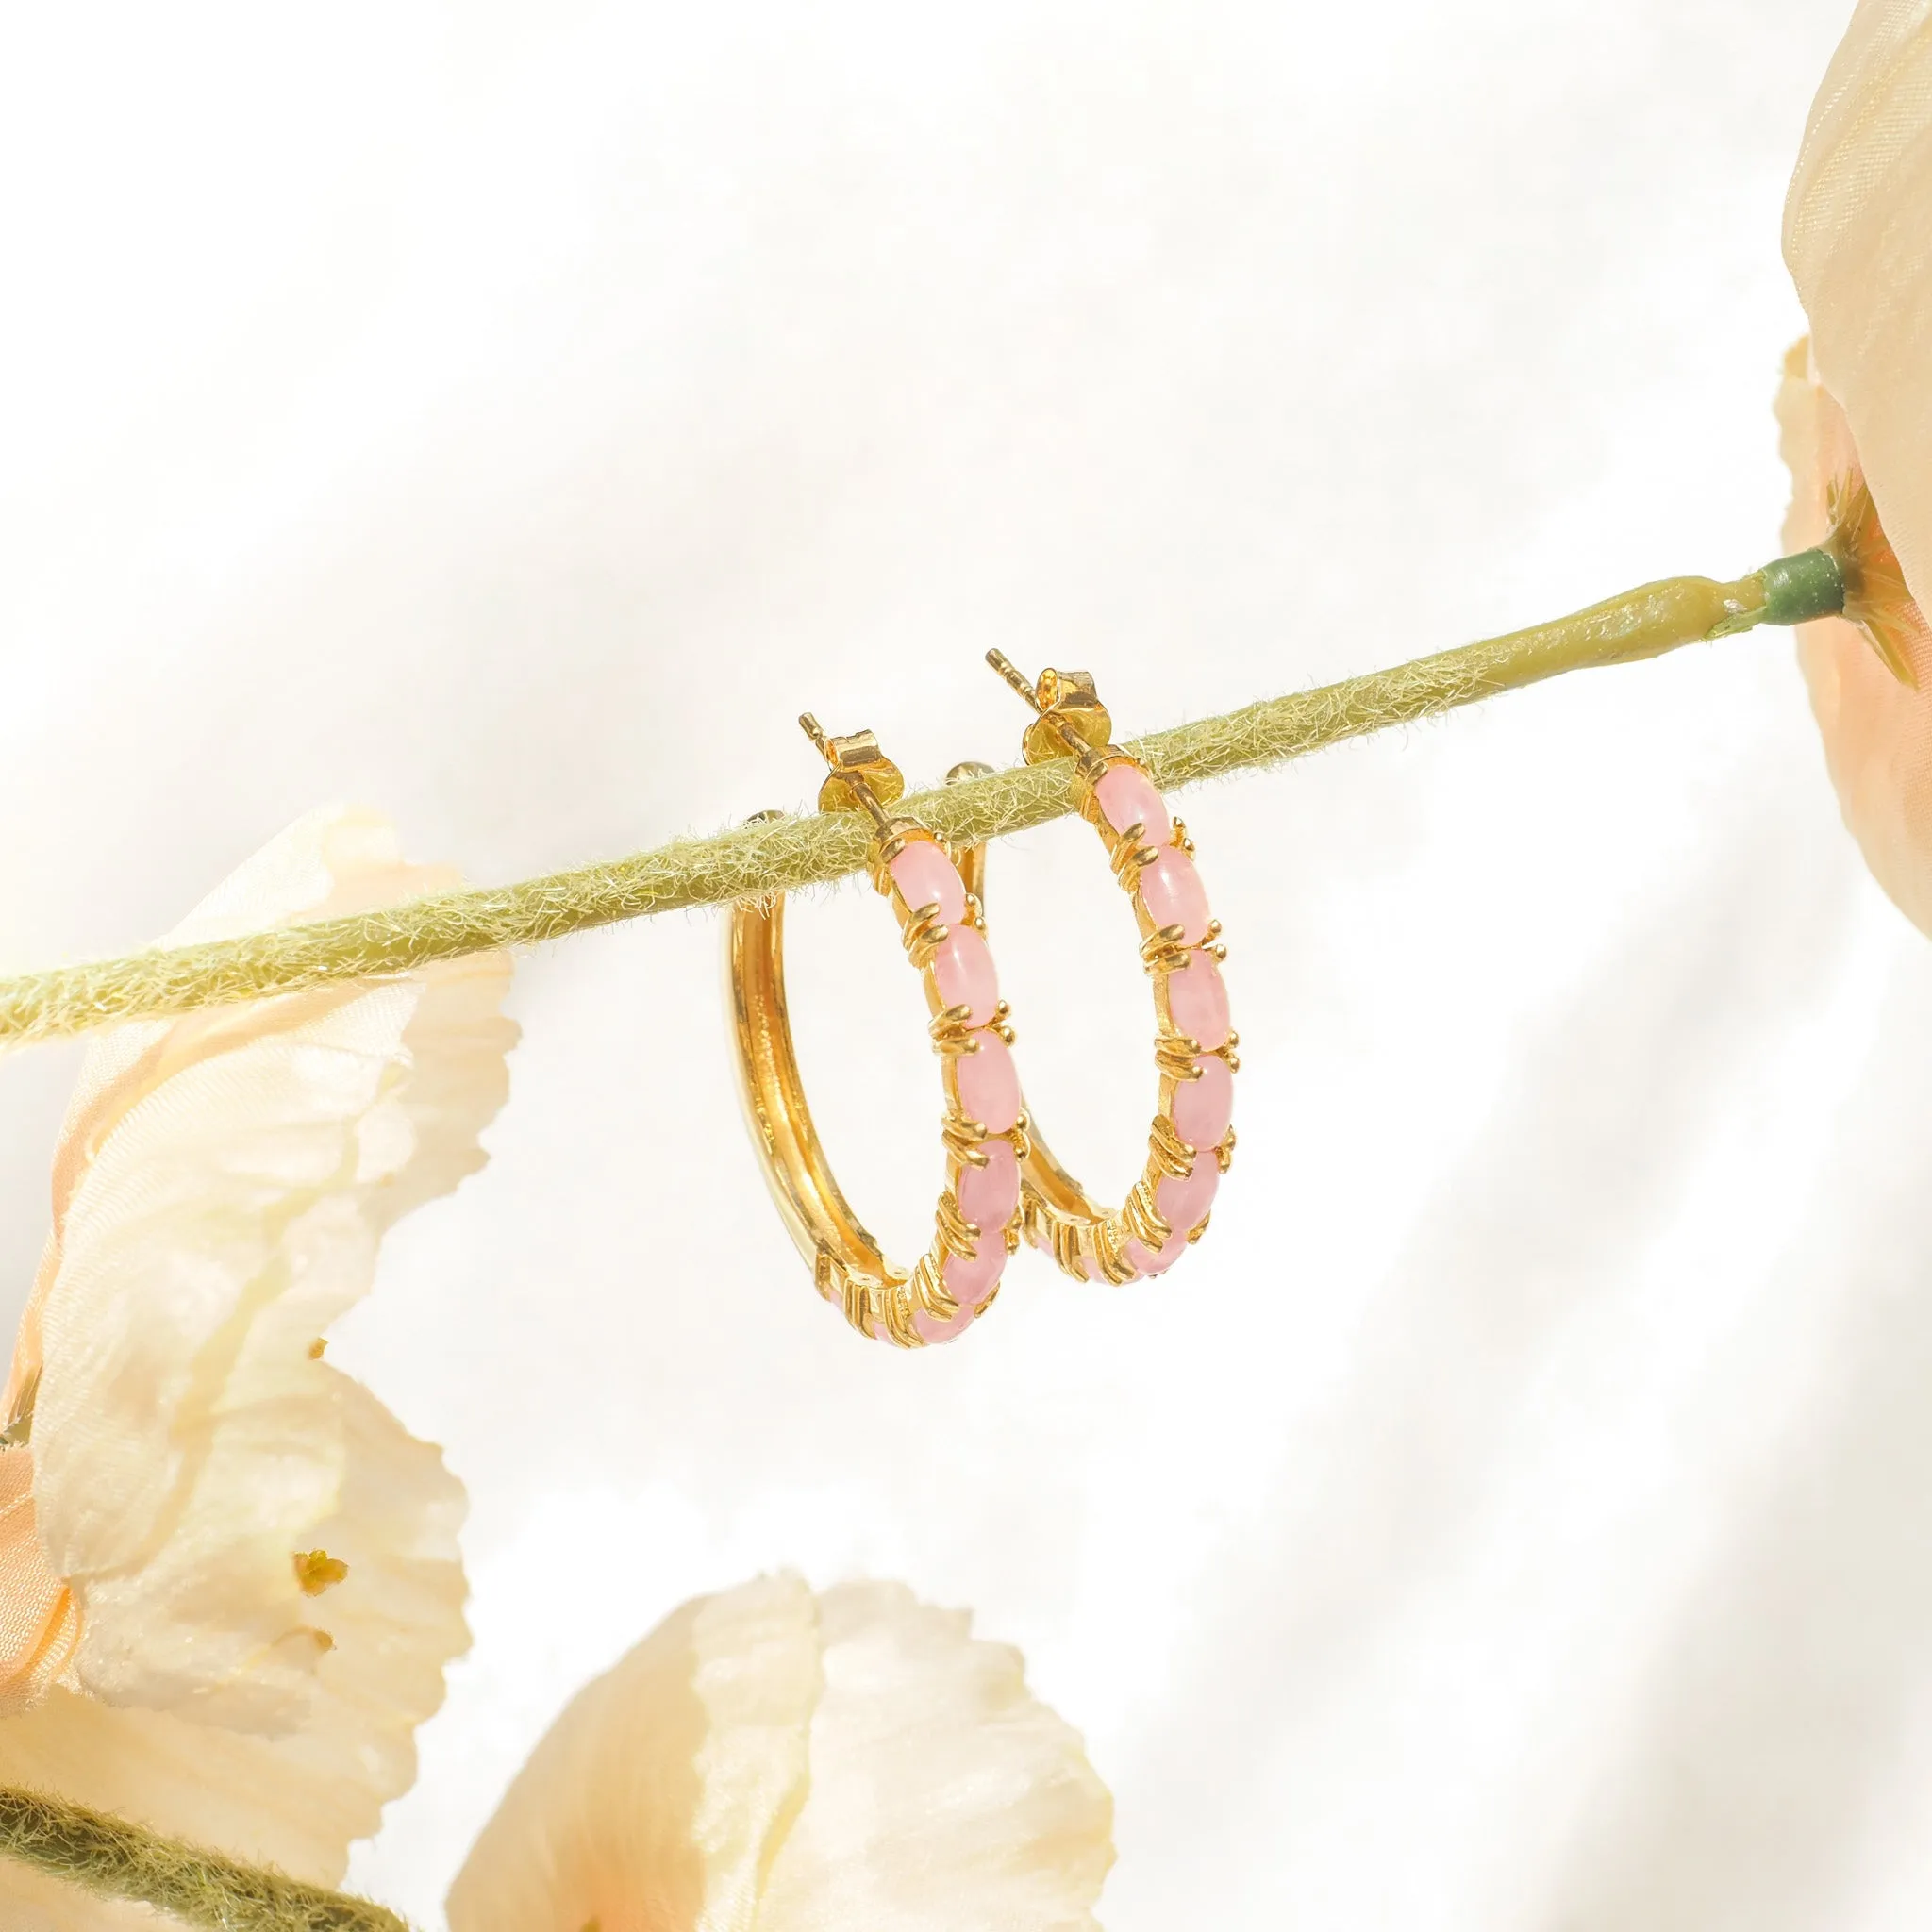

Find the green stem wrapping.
[
  {"left": 0, "top": 1787, "right": 408, "bottom": 1932},
  {"left": 0, "top": 556, "right": 1841, "bottom": 1048}
]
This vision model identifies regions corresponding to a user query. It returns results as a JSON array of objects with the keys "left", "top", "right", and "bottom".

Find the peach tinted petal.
[
  {"left": 447, "top": 1574, "right": 821, "bottom": 1932},
  {"left": 448, "top": 1578, "right": 1115, "bottom": 1932},
  {"left": 1784, "top": 8, "right": 1932, "bottom": 933},
  {"left": 1779, "top": 344, "right": 1932, "bottom": 935},
  {"left": 0, "top": 806, "right": 512, "bottom": 1917}
]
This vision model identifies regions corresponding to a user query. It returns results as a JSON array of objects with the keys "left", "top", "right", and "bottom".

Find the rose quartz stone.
[
  {"left": 1124, "top": 1229, "right": 1188, "bottom": 1276},
  {"left": 913, "top": 1301, "right": 976, "bottom": 1345},
  {"left": 1157, "top": 1159, "right": 1220, "bottom": 1239},
  {"left": 1172, "top": 1054, "right": 1234, "bottom": 1150},
  {"left": 953, "top": 1027, "right": 1021, "bottom": 1134},
  {"left": 889, "top": 840, "right": 967, "bottom": 924},
  {"left": 942, "top": 1244, "right": 1004, "bottom": 1307},
  {"left": 1137, "top": 848, "right": 1210, "bottom": 945},
  {"left": 1166, "top": 951, "right": 1230, "bottom": 1050},
  {"left": 957, "top": 1136, "right": 1020, "bottom": 1232},
  {"left": 1095, "top": 763, "right": 1172, "bottom": 845},
  {"left": 931, "top": 925, "right": 999, "bottom": 1025}
]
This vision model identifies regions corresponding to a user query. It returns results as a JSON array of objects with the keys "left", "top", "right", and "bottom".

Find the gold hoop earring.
[
  {"left": 726, "top": 716, "right": 1030, "bottom": 1345},
  {"left": 981, "top": 655, "right": 1236, "bottom": 1282}
]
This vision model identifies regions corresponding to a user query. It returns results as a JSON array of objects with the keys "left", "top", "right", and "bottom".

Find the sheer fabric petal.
[
  {"left": 1783, "top": 7, "right": 1932, "bottom": 934},
  {"left": 446, "top": 1572, "right": 823, "bottom": 1932},
  {"left": 0, "top": 805, "right": 513, "bottom": 1910},
  {"left": 447, "top": 1576, "right": 1114, "bottom": 1932},
  {"left": 1775, "top": 344, "right": 1932, "bottom": 934},
  {"left": 1785, "top": 1, "right": 1932, "bottom": 614}
]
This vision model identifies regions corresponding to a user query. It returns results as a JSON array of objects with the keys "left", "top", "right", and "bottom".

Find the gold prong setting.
[
  {"left": 790, "top": 719, "right": 1026, "bottom": 1348},
  {"left": 981, "top": 659, "right": 1236, "bottom": 1288}
]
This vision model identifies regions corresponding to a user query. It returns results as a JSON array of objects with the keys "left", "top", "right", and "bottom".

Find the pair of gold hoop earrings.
[{"left": 726, "top": 655, "right": 1237, "bottom": 1347}]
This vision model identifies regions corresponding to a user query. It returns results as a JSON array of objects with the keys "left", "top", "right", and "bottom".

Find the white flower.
[
  {"left": 447, "top": 1574, "right": 1116, "bottom": 1932},
  {"left": 1781, "top": 1, "right": 1932, "bottom": 931},
  {"left": 0, "top": 805, "right": 516, "bottom": 1925}
]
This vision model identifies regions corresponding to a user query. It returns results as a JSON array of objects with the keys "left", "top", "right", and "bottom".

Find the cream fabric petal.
[
  {"left": 1781, "top": 6, "right": 1932, "bottom": 935},
  {"left": 1785, "top": 1, "right": 1932, "bottom": 614},
  {"left": 447, "top": 1576, "right": 1114, "bottom": 1932},
  {"left": 756, "top": 1582, "right": 1113, "bottom": 1932},
  {"left": 446, "top": 1571, "right": 823, "bottom": 1932},
  {"left": 1779, "top": 333, "right": 1932, "bottom": 934},
  {"left": 0, "top": 804, "right": 512, "bottom": 1914},
  {"left": 0, "top": 1375, "right": 465, "bottom": 1923}
]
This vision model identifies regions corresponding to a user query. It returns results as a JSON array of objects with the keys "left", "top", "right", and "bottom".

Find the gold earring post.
[
  {"left": 799, "top": 713, "right": 901, "bottom": 835},
  {"left": 983, "top": 654, "right": 1110, "bottom": 773},
  {"left": 985, "top": 649, "right": 1043, "bottom": 710}
]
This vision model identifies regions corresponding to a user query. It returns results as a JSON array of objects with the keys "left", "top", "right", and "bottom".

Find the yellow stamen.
[
  {"left": 293, "top": 1550, "right": 349, "bottom": 1597},
  {"left": 306, "top": 1338, "right": 326, "bottom": 1359}
]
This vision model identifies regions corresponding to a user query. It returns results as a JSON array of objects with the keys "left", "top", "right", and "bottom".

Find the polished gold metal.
[
  {"left": 985, "top": 650, "right": 1112, "bottom": 771},
  {"left": 798, "top": 714, "right": 908, "bottom": 822},
  {"left": 977, "top": 657, "right": 1238, "bottom": 1285},
  {"left": 725, "top": 724, "right": 1028, "bottom": 1346}
]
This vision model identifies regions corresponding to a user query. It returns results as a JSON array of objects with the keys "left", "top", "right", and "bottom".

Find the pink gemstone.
[
  {"left": 1095, "top": 764, "right": 1172, "bottom": 845},
  {"left": 1172, "top": 1055, "right": 1234, "bottom": 1150},
  {"left": 1137, "top": 848, "right": 1210, "bottom": 945},
  {"left": 942, "top": 1244, "right": 1004, "bottom": 1308},
  {"left": 913, "top": 1302, "right": 976, "bottom": 1345},
  {"left": 1166, "top": 950, "right": 1230, "bottom": 1050},
  {"left": 889, "top": 840, "right": 967, "bottom": 924},
  {"left": 1123, "top": 1229, "right": 1188, "bottom": 1276},
  {"left": 931, "top": 925, "right": 999, "bottom": 1025},
  {"left": 957, "top": 1137, "right": 1020, "bottom": 1233},
  {"left": 953, "top": 1028, "right": 1021, "bottom": 1133},
  {"left": 1157, "top": 1159, "right": 1220, "bottom": 1239}
]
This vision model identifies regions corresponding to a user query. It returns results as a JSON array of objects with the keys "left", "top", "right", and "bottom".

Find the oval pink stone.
[
  {"left": 931, "top": 925, "right": 999, "bottom": 1025},
  {"left": 1172, "top": 1054, "right": 1234, "bottom": 1151},
  {"left": 957, "top": 1136, "right": 1020, "bottom": 1233},
  {"left": 1124, "top": 1228, "right": 1188, "bottom": 1277},
  {"left": 953, "top": 1027, "right": 1021, "bottom": 1133},
  {"left": 1095, "top": 763, "right": 1172, "bottom": 845},
  {"left": 1137, "top": 847, "right": 1210, "bottom": 945},
  {"left": 889, "top": 840, "right": 967, "bottom": 924},
  {"left": 1166, "top": 951, "right": 1230, "bottom": 1050},
  {"left": 913, "top": 1301, "right": 976, "bottom": 1345},
  {"left": 1157, "top": 1159, "right": 1220, "bottom": 1240},
  {"left": 942, "top": 1244, "right": 1004, "bottom": 1308}
]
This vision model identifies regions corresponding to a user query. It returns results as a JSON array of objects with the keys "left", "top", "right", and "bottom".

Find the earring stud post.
[
  {"left": 985, "top": 650, "right": 1043, "bottom": 710},
  {"left": 799, "top": 712, "right": 903, "bottom": 831}
]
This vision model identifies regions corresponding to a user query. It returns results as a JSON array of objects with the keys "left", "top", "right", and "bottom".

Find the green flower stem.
[
  {"left": 0, "top": 1786, "right": 408, "bottom": 1932},
  {"left": 0, "top": 556, "right": 1841, "bottom": 1048}
]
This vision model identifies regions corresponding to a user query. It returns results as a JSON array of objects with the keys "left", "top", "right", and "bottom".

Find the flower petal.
[
  {"left": 0, "top": 805, "right": 510, "bottom": 1906},
  {"left": 1783, "top": 3, "right": 1932, "bottom": 936},
  {"left": 1785, "top": 2, "right": 1932, "bottom": 620},
  {"left": 446, "top": 1572, "right": 822, "bottom": 1932},
  {"left": 23, "top": 806, "right": 509, "bottom": 1727},
  {"left": 1779, "top": 335, "right": 1932, "bottom": 934},
  {"left": 0, "top": 1373, "right": 464, "bottom": 1899},
  {"left": 447, "top": 1577, "right": 1115, "bottom": 1932},
  {"left": 757, "top": 1582, "right": 1114, "bottom": 1932}
]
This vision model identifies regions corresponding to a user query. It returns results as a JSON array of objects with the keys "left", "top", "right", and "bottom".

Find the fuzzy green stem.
[
  {"left": 0, "top": 559, "right": 1836, "bottom": 1047},
  {"left": 0, "top": 1786, "right": 408, "bottom": 1931}
]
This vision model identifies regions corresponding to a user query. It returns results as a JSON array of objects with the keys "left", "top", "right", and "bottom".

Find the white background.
[{"left": 0, "top": 3, "right": 1919, "bottom": 1926}]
